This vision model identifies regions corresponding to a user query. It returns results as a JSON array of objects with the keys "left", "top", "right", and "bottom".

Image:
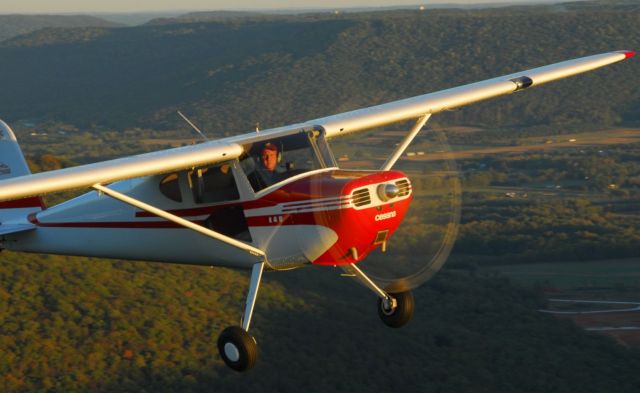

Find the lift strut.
[{"left": 92, "top": 183, "right": 268, "bottom": 333}]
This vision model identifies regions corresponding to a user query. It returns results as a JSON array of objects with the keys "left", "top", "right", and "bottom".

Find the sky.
[{"left": 1, "top": 0, "right": 566, "bottom": 14}]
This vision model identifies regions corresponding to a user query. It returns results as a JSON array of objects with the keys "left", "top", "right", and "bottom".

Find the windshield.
[{"left": 239, "top": 132, "right": 326, "bottom": 192}]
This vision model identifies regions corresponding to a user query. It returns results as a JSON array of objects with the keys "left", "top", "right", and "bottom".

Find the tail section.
[{"left": 0, "top": 120, "right": 45, "bottom": 223}]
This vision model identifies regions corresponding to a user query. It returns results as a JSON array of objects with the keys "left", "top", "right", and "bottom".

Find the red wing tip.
[{"left": 621, "top": 50, "right": 636, "bottom": 59}]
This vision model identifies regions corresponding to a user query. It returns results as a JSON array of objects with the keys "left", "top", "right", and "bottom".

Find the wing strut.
[
  {"left": 91, "top": 184, "right": 266, "bottom": 259},
  {"left": 381, "top": 114, "right": 431, "bottom": 171},
  {"left": 92, "top": 183, "right": 270, "bottom": 366}
]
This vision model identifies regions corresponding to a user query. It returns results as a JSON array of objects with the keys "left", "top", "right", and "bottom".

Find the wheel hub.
[
  {"left": 224, "top": 342, "right": 240, "bottom": 362},
  {"left": 381, "top": 296, "right": 397, "bottom": 315}
]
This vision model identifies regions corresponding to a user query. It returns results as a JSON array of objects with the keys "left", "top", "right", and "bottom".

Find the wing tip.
[{"left": 620, "top": 50, "right": 636, "bottom": 59}]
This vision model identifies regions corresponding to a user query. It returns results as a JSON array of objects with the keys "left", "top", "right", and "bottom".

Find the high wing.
[
  {"left": 0, "top": 50, "right": 634, "bottom": 202},
  {"left": 0, "top": 139, "right": 244, "bottom": 201},
  {"left": 311, "top": 50, "right": 635, "bottom": 137}
]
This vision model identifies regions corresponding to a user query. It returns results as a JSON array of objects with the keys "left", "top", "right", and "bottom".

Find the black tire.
[
  {"left": 378, "top": 291, "right": 414, "bottom": 328},
  {"left": 217, "top": 326, "right": 258, "bottom": 372}
]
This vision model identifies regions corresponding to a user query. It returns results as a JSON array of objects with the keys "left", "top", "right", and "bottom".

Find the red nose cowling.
[{"left": 263, "top": 170, "right": 412, "bottom": 265}]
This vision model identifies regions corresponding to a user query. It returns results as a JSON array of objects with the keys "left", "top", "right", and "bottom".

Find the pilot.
[
  {"left": 260, "top": 143, "right": 279, "bottom": 173},
  {"left": 248, "top": 142, "right": 282, "bottom": 189}
]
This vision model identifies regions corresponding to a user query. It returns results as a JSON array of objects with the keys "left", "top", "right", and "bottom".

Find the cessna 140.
[{"left": 0, "top": 50, "right": 634, "bottom": 371}]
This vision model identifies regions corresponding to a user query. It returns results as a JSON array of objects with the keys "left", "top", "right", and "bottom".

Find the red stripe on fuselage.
[{"left": 28, "top": 213, "right": 206, "bottom": 229}]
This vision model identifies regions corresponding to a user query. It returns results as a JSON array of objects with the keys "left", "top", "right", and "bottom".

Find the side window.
[
  {"left": 159, "top": 173, "right": 182, "bottom": 202},
  {"left": 190, "top": 163, "right": 240, "bottom": 204}
]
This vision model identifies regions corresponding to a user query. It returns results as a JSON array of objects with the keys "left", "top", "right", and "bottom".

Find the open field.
[
  {"left": 328, "top": 127, "right": 640, "bottom": 168},
  {"left": 566, "top": 313, "right": 640, "bottom": 348},
  {"left": 408, "top": 128, "right": 640, "bottom": 161},
  {"left": 140, "top": 137, "right": 198, "bottom": 147},
  {"left": 546, "top": 301, "right": 640, "bottom": 348},
  {"left": 485, "top": 258, "right": 640, "bottom": 290},
  {"left": 485, "top": 259, "right": 640, "bottom": 347}
]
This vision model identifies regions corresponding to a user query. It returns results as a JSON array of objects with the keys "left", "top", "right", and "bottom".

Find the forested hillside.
[
  {"left": 2, "top": 252, "right": 640, "bottom": 392},
  {"left": 0, "top": 2, "right": 637, "bottom": 133},
  {"left": 0, "top": 15, "right": 119, "bottom": 43}
]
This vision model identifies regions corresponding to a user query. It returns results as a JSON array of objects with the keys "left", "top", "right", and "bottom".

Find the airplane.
[{"left": 0, "top": 50, "right": 635, "bottom": 371}]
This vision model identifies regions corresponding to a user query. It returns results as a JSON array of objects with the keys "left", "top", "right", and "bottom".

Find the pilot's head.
[{"left": 260, "top": 143, "right": 278, "bottom": 172}]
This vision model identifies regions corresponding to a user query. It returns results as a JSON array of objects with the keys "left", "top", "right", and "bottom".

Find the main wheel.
[
  {"left": 378, "top": 291, "right": 414, "bottom": 328},
  {"left": 217, "top": 326, "right": 258, "bottom": 372}
]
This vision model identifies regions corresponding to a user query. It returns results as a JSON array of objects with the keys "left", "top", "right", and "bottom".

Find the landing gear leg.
[
  {"left": 341, "top": 263, "right": 414, "bottom": 328},
  {"left": 217, "top": 262, "right": 264, "bottom": 372}
]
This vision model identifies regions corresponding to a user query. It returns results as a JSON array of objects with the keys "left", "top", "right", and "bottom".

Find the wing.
[
  {"left": 311, "top": 50, "right": 635, "bottom": 137},
  {"left": 0, "top": 50, "right": 633, "bottom": 202},
  {"left": 0, "top": 140, "right": 243, "bottom": 201}
]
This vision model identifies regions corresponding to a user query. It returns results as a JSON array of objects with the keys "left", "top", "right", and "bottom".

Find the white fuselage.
[{"left": 4, "top": 176, "right": 261, "bottom": 268}]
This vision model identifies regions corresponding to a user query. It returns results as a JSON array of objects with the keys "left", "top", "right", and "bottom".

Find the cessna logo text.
[{"left": 375, "top": 211, "right": 396, "bottom": 221}]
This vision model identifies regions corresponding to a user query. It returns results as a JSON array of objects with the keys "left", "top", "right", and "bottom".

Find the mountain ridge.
[
  {"left": 0, "top": 14, "right": 121, "bottom": 43},
  {"left": 0, "top": 4, "right": 637, "bottom": 136}
]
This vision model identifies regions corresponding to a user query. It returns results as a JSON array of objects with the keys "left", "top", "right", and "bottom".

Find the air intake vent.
[
  {"left": 395, "top": 179, "right": 411, "bottom": 197},
  {"left": 352, "top": 188, "right": 371, "bottom": 207}
]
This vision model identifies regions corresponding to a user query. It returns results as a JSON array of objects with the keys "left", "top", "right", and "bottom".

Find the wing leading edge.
[{"left": 0, "top": 50, "right": 633, "bottom": 202}]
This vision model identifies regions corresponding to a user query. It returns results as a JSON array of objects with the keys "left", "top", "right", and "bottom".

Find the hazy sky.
[{"left": 1, "top": 0, "right": 563, "bottom": 14}]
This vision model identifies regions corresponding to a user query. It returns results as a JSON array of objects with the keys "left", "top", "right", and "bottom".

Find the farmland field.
[
  {"left": 484, "top": 259, "right": 640, "bottom": 347},
  {"left": 484, "top": 258, "right": 640, "bottom": 291}
]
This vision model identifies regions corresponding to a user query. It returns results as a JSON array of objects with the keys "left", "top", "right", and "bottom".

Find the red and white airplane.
[{"left": 0, "top": 50, "right": 634, "bottom": 371}]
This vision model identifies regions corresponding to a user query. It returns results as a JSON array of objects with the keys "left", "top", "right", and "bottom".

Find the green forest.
[
  {"left": 3, "top": 253, "right": 640, "bottom": 393},
  {"left": 0, "top": 0, "right": 638, "bottom": 133},
  {"left": 1, "top": 1, "right": 640, "bottom": 391}
]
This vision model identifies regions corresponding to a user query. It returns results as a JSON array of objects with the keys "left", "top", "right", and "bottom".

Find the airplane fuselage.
[{"left": 4, "top": 168, "right": 412, "bottom": 270}]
